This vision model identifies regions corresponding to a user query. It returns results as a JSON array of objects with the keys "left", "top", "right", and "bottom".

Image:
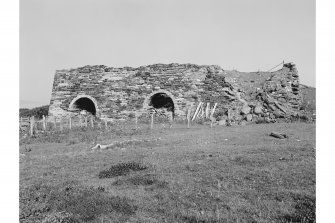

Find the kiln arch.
[
  {"left": 68, "top": 95, "right": 98, "bottom": 116},
  {"left": 143, "top": 90, "right": 178, "bottom": 118}
]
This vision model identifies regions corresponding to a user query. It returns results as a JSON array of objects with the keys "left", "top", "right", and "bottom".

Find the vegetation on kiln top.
[{"left": 56, "top": 63, "right": 223, "bottom": 73}]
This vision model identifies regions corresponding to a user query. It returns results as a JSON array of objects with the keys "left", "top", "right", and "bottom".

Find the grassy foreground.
[{"left": 20, "top": 122, "right": 315, "bottom": 223}]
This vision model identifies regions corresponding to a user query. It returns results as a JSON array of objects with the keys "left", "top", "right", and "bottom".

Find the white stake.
[
  {"left": 192, "top": 102, "right": 203, "bottom": 121},
  {"left": 30, "top": 116, "right": 35, "bottom": 136},
  {"left": 205, "top": 103, "right": 210, "bottom": 118},
  {"left": 151, "top": 113, "right": 154, "bottom": 129},
  {"left": 210, "top": 103, "right": 218, "bottom": 117}
]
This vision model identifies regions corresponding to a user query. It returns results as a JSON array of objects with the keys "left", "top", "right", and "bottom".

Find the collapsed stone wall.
[{"left": 48, "top": 62, "right": 303, "bottom": 124}]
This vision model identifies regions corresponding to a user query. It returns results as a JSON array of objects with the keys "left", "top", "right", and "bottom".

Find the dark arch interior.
[
  {"left": 73, "top": 97, "right": 96, "bottom": 115},
  {"left": 149, "top": 93, "right": 174, "bottom": 114}
]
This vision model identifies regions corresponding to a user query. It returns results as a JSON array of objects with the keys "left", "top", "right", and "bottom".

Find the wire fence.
[{"left": 19, "top": 102, "right": 219, "bottom": 136}]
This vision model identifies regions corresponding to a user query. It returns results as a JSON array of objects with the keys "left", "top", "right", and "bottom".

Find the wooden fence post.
[
  {"left": 69, "top": 116, "right": 72, "bottom": 130},
  {"left": 187, "top": 106, "right": 191, "bottom": 128},
  {"left": 135, "top": 113, "right": 138, "bottom": 129},
  {"left": 85, "top": 116, "right": 88, "bottom": 128},
  {"left": 200, "top": 104, "right": 205, "bottom": 119},
  {"left": 151, "top": 113, "right": 154, "bottom": 129},
  {"left": 90, "top": 116, "right": 94, "bottom": 128},
  {"left": 42, "top": 115, "right": 46, "bottom": 131},
  {"left": 205, "top": 103, "right": 210, "bottom": 119},
  {"left": 210, "top": 103, "right": 217, "bottom": 128},
  {"left": 53, "top": 116, "right": 57, "bottom": 130},
  {"left": 60, "top": 117, "right": 63, "bottom": 131},
  {"left": 79, "top": 115, "right": 83, "bottom": 127},
  {"left": 30, "top": 116, "right": 35, "bottom": 136},
  {"left": 104, "top": 119, "right": 108, "bottom": 130}
]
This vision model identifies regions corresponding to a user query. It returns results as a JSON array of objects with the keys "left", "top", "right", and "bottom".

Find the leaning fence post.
[
  {"left": 192, "top": 102, "right": 203, "bottom": 121},
  {"left": 30, "top": 116, "right": 35, "bottom": 136},
  {"left": 211, "top": 103, "right": 218, "bottom": 117},
  {"left": 151, "top": 113, "right": 154, "bottom": 129}
]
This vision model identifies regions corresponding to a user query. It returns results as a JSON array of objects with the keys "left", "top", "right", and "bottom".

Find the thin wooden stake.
[
  {"left": 151, "top": 113, "right": 154, "bottom": 129},
  {"left": 60, "top": 117, "right": 63, "bottom": 131},
  {"left": 69, "top": 116, "right": 72, "bottom": 130},
  {"left": 210, "top": 103, "right": 218, "bottom": 117},
  {"left": 205, "top": 103, "right": 210, "bottom": 118},
  {"left": 30, "top": 116, "right": 35, "bottom": 136},
  {"left": 90, "top": 116, "right": 94, "bottom": 128},
  {"left": 187, "top": 106, "right": 192, "bottom": 128},
  {"left": 192, "top": 102, "right": 203, "bottom": 121},
  {"left": 42, "top": 115, "right": 46, "bottom": 131},
  {"left": 85, "top": 116, "right": 88, "bottom": 128},
  {"left": 135, "top": 113, "right": 138, "bottom": 129},
  {"left": 104, "top": 119, "right": 108, "bottom": 130},
  {"left": 200, "top": 104, "right": 205, "bottom": 118},
  {"left": 54, "top": 116, "right": 57, "bottom": 130}
]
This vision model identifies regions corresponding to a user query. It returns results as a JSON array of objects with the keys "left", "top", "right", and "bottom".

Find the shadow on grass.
[
  {"left": 19, "top": 181, "right": 137, "bottom": 223},
  {"left": 112, "top": 173, "right": 169, "bottom": 189},
  {"left": 98, "top": 162, "right": 148, "bottom": 179},
  {"left": 278, "top": 194, "right": 315, "bottom": 223}
]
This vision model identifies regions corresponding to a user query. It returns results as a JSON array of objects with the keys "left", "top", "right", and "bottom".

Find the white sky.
[{"left": 20, "top": 0, "right": 315, "bottom": 108}]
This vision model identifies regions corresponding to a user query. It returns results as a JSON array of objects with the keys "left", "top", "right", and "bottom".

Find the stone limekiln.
[{"left": 48, "top": 63, "right": 302, "bottom": 124}]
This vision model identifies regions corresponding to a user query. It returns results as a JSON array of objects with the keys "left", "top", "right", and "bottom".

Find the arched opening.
[
  {"left": 149, "top": 92, "right": 175, "bottom": 117},
  {"left": 69, "top": 96, "right": 97, "bottom": 116}
]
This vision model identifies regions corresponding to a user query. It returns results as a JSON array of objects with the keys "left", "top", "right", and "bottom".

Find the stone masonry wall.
[{"left": 48, "top": 62, "right": 303, "bottom": 124}]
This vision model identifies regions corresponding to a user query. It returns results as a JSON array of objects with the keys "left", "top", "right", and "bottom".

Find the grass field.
[{"left": 19, "top": 122, "right": 315, "bottom": 223}]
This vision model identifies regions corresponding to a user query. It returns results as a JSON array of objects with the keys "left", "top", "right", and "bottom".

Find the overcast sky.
[{"left": 20, "top": 0, "right": 315, "bottom": 108}]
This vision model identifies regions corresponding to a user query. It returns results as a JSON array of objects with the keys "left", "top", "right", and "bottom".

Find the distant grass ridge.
[{"left": 20, "top": 105, "right": 49, "bottom": 119}]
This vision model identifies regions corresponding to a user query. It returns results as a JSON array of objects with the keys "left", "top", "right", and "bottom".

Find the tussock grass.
[{"left": 98, "top": 162, "right": 148, "bottom": 179}]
